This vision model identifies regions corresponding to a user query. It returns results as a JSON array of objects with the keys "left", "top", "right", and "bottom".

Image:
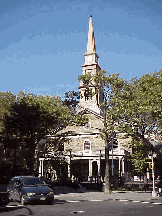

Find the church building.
[{"left": 38, "top": 16, "right": 131, "bottom": 183}]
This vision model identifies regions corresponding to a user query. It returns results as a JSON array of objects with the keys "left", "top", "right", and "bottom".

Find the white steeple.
[
  {"left": 77, "top": 16, "right": 104, "bottom": 116},
  {"left": 86, "top": 15, "right": 96, "bottom": 54}
]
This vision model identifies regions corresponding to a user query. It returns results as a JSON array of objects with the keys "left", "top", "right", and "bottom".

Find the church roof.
[{"left": 79, "top": 108, "right": 104, "bottom": 120}]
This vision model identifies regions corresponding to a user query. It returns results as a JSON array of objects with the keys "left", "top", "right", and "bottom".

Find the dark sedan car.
[
  {"left": 8, "top": 176, "right": 54, "bottom": 205},
  {"left": 0, "top": 184, "right": 10, "bottom": 206}
]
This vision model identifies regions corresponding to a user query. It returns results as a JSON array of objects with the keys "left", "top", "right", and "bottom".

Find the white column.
[
  {"left": 67, "top": 158, "right": 70, "bottom": 178},
  {"left": 118, "top": 157, "right": 121, "bottom": 178},
  {"left": 41, "top": 160, "right": 44, "bottom": 177},
  {"left": 39, "top": 159, "right": 42, "bottom": 177},
  {"left": 122, "top": 158, "right": 125, "bottom": 175},
  {"left": 97, "top": 159, "right": 101, "bottom": 183},
  {"left": 147, "top": 168, "right": 149, "bottom": 179},
  {"left": 89, "top": 159, "right": 93, "bottom": 178},
  {"left": 97, "top": 159, "right": 100, "bottom": 176}
]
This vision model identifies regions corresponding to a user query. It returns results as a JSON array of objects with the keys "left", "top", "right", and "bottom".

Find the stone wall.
[
  {"left": 56, "top": 113, "right": 105, "bottom": 154},
  {"left": 55, "top": 113, "right": 132, "bottom": 156}
]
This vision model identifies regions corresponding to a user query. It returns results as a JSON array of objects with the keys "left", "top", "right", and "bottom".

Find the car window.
[
  {"left": 22, "top": 178, "right": 46, "bottom": 186},
  {"left": 13, "top": 178, "right": 19, "bottom": 187}
]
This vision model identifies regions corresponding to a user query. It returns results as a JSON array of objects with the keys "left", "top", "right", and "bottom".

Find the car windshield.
[{"left": 22, "top": 177, "right": 45, "bottom": 186}]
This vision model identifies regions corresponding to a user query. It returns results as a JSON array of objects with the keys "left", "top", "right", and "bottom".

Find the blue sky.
[{"left": 1, "top": 0, "right": 162, "bottom": 98}]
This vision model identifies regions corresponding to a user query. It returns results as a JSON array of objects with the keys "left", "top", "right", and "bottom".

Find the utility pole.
[
  {"left": 149, "top": 150, "right": 157, "bottom": 197},
  {"left": 70, "top": 150, "right": 72, "bottom": 179},
  {"left": 111, "top": 136, "right": 114, "bottom": 177},
  {"left": 152, "top": 152, "right": 157, "bottom": 197},
  {"left": 152, "top": 156, "right": 155, "bottom": 192}
]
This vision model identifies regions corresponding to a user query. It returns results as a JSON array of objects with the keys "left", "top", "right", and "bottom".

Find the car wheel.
[
  {"left": 20, "top": 195, "right": 26, "bottom": 205},
  {"left": 47, "top": 201, "right": 53, "bottom": 205},
  {"left": 10, "top": 195, "right": 13, "bottom": 202}
]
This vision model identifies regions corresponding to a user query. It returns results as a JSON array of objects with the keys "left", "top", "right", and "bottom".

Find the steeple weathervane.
[{"left": 86, "top": 15, "right": 96, "bottom": 54}]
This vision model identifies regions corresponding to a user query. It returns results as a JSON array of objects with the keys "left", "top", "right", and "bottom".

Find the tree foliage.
[
  {"left": 0, "top": 91, "right": 87, "bottom": 176},
  {"left": 64, "top": 90, "right": 80, "bottom": 111},
  {"left": 117, "top": 71, "right": 162, "bottom": 139},
  {"left": 128, "top": 140, "right": 148, "bottom": 173},
  {"left": 0, "top": 91, "right": 16, "bottom": 132},
  {"left": 78, "top": 69, "right": 162, "bottom": 175}
]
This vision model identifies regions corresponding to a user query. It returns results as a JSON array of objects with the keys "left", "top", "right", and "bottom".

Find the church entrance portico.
[
  {"left": 38, "top": 151, "right": 128, "bottom": 184},
  {"left": 70, "top": 159, "right": 89, "bottom": 182}
]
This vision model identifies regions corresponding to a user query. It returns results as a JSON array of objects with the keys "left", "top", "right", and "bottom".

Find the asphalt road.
[{"left": 0, "top": 200, "right": 162, "bottom": 216}]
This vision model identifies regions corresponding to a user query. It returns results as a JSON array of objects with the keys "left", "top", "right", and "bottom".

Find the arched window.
[{"left": 83, "top": 140, "right": 91, "bottom": 153}]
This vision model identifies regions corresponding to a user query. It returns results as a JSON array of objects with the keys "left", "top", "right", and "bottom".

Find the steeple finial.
[{"left": 87, "top": 15, "right": 96, "bottom": 53}]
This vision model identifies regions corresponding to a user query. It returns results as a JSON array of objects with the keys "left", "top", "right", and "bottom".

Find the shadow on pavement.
[
  {"left": 54, "top": 198, "right": 66, "bottom": 204},
  {"left": 0, "top": 199, "right": 67, "bottom": 215},
  {"left": 0, "top": 205, "right": 33, "bottom": 215}
]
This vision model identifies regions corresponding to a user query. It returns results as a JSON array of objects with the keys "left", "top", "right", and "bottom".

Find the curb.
[
  {"left": 54, "top": 197, "right": 162, "bottom": 205},
  {"left": 67, "top": 199, "right": 162, "bottom": 205}
]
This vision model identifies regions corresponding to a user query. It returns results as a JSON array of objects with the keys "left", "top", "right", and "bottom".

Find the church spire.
[
  {"left": 86, "top": 15, "right": 96, "bottom": 53},
  {"left": 78, "top": 16, "right": 103, "bottom": 115}
]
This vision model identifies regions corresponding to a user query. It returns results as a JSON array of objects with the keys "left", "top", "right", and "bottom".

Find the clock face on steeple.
[
  {"left": 84, "top": 122, "right": 91, "bottom": 130},
  {"left": 87, "top": 55, "right": 92, "bottom": 62}
]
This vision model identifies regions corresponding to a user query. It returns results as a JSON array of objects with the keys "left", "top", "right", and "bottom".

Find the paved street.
[
  {"left": 0, "top": 199, "right": 162, "bottom": 216},
  {"left": 1, "top": 190, "right": 162, "bottom": 215}
]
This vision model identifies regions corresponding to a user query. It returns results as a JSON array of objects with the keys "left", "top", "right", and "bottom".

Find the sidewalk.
[{"left": 54, "top": 186, "right": 162, "bottom": 203}]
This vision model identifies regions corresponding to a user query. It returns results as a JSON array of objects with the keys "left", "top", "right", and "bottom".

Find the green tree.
[
  {"left": 0, "top": 91, "right": 16, "bottom": 132},
  {"left": 0, "top": 91, "right": 88, "bottom": 176},
  {"left": 112, "top": 71, "right": 162, "bottom": 179},
  {"left": 64, "top": 90, "right": 80, "bottom": 112},
  {"left": 79, "top": 70, "right": 125, "bottom": 193},
  {"left": 63, "top": 90, "right": 88, "bottom": 126},
  {"left": 137, "top": 71, "right": 162, "bottom": 137},
  {"left": 78, "top": 69, "right": 162, "bottom": 189},
  {"left": 129, "top": 140, "right": 148, "bottom": 174},
  {"left": 117, "top": 71, "right": 162, "bottom": 138}
]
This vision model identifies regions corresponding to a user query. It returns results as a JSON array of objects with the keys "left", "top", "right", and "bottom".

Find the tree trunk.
[
  {"left": 13, "top": 145, "right": 17, "bottom": 176},
  {"left": 13, "top": 134, "right": 18, "bottom": 176},
  {"left": 104, "top": 132, "right": 110, "bottom": 193},
  {"left": 28, "top": 134, "right": 35, "bottom": 175},
  {"left": 104, "top": 97, "right": 110, "bottom": 193}
]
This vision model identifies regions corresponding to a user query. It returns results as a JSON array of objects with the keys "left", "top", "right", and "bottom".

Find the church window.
[
  {"left": 83, "top": 140, "right": 91, "bottom": 153},
  {"left": 84, "top": 89, "right": 89, "bottom": 101}
]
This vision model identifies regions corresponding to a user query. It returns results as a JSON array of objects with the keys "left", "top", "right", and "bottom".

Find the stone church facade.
[{"left": 38, "top": 16, "right": 131, "bottom": 183}]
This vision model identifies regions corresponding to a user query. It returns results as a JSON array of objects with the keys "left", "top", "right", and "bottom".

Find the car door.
[
  {"left": 11, "top": 178, "right": 20, "bottom": 201},
  {"left": 14, "top": 178, "right": 21, "bottom": 201}
]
